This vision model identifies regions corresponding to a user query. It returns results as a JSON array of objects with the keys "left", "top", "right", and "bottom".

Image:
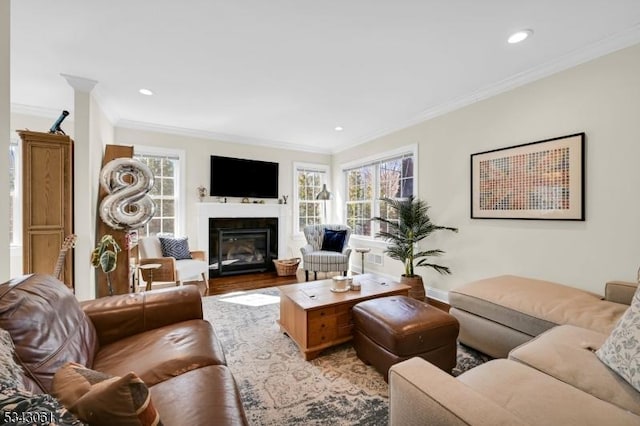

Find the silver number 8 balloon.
[{"left": 99, "top": 158, "right": 156, "bottom": 230}]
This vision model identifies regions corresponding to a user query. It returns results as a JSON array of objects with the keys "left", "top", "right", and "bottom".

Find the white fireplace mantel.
[{"left": 196, "top": 202, "right": 289, "bottom": 263}]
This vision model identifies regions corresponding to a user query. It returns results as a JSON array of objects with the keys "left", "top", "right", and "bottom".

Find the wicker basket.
[{"left": 273, "top": 258, "right": 301, "bottom": 276}]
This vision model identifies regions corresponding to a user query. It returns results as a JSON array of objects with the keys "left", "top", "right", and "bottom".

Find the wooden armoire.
[{"left": 19, "top": 130, "right": 74, "bottom": 289}]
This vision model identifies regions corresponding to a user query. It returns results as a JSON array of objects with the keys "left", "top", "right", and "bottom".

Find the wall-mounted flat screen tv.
[{"left": 210, "top": 155, "right": 279, "bottom": 199}]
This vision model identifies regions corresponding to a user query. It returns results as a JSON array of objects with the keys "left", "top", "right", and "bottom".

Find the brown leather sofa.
[{"left": 0, "top": 273, "right": 248, "bottom": 426}]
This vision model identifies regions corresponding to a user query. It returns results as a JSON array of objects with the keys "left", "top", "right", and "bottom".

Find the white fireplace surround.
[{"left": 196, "top": 203, "right": 289, "bottom": 271}]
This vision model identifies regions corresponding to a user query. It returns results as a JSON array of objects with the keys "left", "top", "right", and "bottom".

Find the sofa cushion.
[
  {"left": 449, "top": 275, "right": 627, "bottom": 336},
  {"left": 159, "top": 237, "right": 192, "bottom": 260},
  {"left": 0, "top": 274, "right": 99, "bottom": 393},
  {"left": 92, "top": 320, "right": 226, "bottom": 386},
  {"left": 458, "top": 359, "right": 639, "bottom": 425},
  {"left": 0, "top": 379, "right": 85, "bottom": 425},
  {"left": 510, "top": 325, "right": 640, "bottom": 416},
  {"left": 150, "top": 365, "right": 248, "bottom": 426},
  {"left": 596, "top": 285, "right": 640, "bottom": 392},
  {"left": 175, "top": 259, "right": 207, "bottom": 281},
  {"left": 321, "top": 229, "right": 346, "bottom": 252},
  {"left": 52, "top": 362, "right": 162, "bottom": 426}
]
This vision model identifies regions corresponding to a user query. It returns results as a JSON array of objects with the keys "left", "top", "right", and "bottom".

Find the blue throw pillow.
[
  {"left": 321, "top": 229, "right": 346, "bottom": 252},
  {"left": 159, "top": 237, "right": 192, "bottom": 260}
]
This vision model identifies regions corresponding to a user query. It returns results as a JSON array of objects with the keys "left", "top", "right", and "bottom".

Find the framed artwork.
[{"left": 470, "top": 133, "right": 585, "bottom": 220}]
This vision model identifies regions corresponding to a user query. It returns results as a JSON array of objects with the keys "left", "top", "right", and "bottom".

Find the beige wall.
[{"left": 334, "top": 43, "right": 640, "bottom": 294}]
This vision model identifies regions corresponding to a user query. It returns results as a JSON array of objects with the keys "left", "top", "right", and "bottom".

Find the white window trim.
[
  {"left": 133, "top": 144, "right": 186, "bottom": 237},
  {"left": 340, "top": 144, "right": 418, "bottom": 241},
  {"left": 292, "top": 161, "right": 330, "bottom": 238}
]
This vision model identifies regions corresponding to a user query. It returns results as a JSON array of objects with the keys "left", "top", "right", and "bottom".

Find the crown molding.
[
  {"left": 11, "top": 103, "right": 64, "bottom": 118},
  {"left": 115, "top": 119, "right": 333, "bottom": 155},
  {"left": 334, "top": 25, "right": 640, "bottom": 154},
  {"left": 60, "top": 74, "right": 98, "bottom": 93}
]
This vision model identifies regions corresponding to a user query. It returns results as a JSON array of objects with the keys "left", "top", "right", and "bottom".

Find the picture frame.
[{"left": 470, "top": 133, "right": 585, "bottom": 220}]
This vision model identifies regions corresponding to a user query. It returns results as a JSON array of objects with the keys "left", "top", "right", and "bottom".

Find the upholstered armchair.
[
  {"left": 138, "top": 236, "right": 209, "bottom": 289},
  {"left": 300, "top": 224, "right": 352, "bottom": 281}
]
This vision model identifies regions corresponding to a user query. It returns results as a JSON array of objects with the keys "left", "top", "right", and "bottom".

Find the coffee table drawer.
[
  {"left": 308, "top": 317, "right": 338, "bottom": 346},
  {"left": 308, "top": 307, "right": 337, "bottom": 320}
]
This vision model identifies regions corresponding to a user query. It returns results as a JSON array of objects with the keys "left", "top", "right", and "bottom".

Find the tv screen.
[{"left": 210, "top": 155, "right": 279, "bottom": 199}]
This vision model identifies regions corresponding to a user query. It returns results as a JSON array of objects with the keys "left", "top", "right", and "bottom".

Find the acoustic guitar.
[{"left": 53, "top": 234, "right": 77, "bottom": 282}]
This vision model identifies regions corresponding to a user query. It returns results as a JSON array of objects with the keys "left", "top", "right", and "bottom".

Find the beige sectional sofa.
[
  {"left": 448, "top": 275, "right": 632, "bottom": 358},
  {"left": 389, "top": 276, "right": 640, "bottom": 425}
]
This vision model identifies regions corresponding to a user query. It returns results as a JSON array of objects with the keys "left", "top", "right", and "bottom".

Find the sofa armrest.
[
  {"left": 389, "top": 358, "right": 526, "bottom": 426},
  {"left": 81, "top": 285, "right": 204, "bottom": 346},
  {"left": 190, "top": 250, "right": 205, "bottom": 261},
  {"left": 300, "top": 244, "right": 313, "bottom": 255},
  {"left": 604, "top": 280, "right": 638, "bottom": 305}
]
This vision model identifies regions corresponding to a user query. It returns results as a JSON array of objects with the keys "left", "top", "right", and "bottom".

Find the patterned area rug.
[{"left": 202, "top": 288, "right": 490, "bottom": 425}]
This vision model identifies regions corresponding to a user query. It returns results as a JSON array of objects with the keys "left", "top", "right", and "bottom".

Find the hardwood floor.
[
  {"left": 201, "top": 270, "right": 340, "bottom": 296},
  {"left": 191, "top": 270, "right": 450, "bottom": 311}
]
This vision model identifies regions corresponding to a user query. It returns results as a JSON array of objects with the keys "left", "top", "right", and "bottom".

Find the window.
[
  {"left": 133, "top": 147, "right": 184, "bottom": 237},
  {"left": 293, "top": 163, "right": 329, "bottom": 233},
  {"left": 344, "top": 147, "right": 416, "bottom": 238},
  {"left": 9, "top": 138, "right": 20, "bottom": 245}
]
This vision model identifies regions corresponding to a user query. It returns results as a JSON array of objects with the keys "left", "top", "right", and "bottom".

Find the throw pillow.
[
  {"left": 0, "top": 329, "right": 24, "bottom": 389},
  {"left": 52, "top": 362, "right": 162, "bottom": 426},
  {"left": 159, "top": 237, "right": 192, "bottom": 260},
  {"left": 0, "top": 380, "right": 85, "bottom": 425},
  {"left": 596, "top": 285, "right": 640, "bottom": 392},
  {"left": 321, "top": 229, "right": 347, "bottom": 252}
]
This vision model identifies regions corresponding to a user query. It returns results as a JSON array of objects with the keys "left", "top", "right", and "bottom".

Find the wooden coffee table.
[{"left": 278, "top": 274, "right": 410, "bottom": 360}]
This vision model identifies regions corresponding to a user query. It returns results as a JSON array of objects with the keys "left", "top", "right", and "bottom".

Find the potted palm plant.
[
  {"left": 372, "top": 196, "right": 458, "bottom": 300},
  {"left": 91, "top": 234, "right": 121, "bottom": 296}
]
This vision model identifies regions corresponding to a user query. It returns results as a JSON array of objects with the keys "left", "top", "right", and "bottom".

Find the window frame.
[
  {"left": 292, "top": 162, "right": 330, "bottom": 236},
  {"left": 133, "top": 145, "right": 186, "bottom": 237},
  {"left": 341, "top": 144, "right": 418, "bottom": 241}
]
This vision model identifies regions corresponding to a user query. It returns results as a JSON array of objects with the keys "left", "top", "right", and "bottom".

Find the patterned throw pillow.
[
  {"left": 596, "top": 285, "right": 640, "bottom": 392},
  {"left": 321, "top": 229, "right": 347, "bottom": 252},
  {"left": 159, "top": 237, "right": 192, "bottom": 260},
  {"left": 0, "top": 329, "right": 24, "bottom": 389},
  {"left": 52, "top": 362, "right": 162, "bottom": 426},
  {"left": 0, "top": 380, "right": 85, "bottom": 425}
]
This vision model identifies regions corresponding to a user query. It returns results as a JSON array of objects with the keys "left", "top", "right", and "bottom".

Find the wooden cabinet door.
[{"left": 19, "top": 131, "right": 73, "bottom": 288}]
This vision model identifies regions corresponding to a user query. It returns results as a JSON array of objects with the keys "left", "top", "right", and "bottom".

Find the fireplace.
[{"left": 209, "top": 217, "right": 278, "bottom": 276}]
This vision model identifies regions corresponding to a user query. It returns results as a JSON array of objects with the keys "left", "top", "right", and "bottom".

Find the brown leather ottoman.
[{"left": 352, "top": 295, "right": 459, "bottom": 381}]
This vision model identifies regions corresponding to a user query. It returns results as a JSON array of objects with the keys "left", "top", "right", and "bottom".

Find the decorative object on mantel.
[
  {"left": 372, "top": 196, "right": 458, "bottom": 301},
  {"left": 48, "top": 110, "right": 70, "bottom": 135},
  {"left": 282, "top": 195, "right": 288, "bottom": 204},
  {"left": 470, "top": 132, "right": 585, "bottom": 220},
  {"left": 99, "top": 157, "right": 156, "bottom": 230},
  {"left": 91, "top": 235, "right": 121, "bottom": 296},
  {"left": 197, "top": 185, "right": 207, "bottom": 202}
]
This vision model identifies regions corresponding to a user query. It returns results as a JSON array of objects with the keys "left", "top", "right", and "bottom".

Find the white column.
[
  {"left": 0, "top": 0, "right": 10, "bottom": 281},
  {"left": 61, "top": 74, "right": 98, "bottom": 300}
]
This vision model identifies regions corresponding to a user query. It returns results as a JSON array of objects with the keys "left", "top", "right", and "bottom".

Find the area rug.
[{"left": 202, "top": 288, "right": 489, "bottom": 425}]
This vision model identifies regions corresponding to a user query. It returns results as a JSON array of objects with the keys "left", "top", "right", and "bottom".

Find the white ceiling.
[{"left": 10, "top": 1, "right": 640, "bottom": 153}]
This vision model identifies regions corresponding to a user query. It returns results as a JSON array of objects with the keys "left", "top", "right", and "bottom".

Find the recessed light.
[
  {"left": 508, "top": 29, "right": 533, "bottom": 44},
  {"left": 139, "top": 88, "right": 154, "bottom": 96},
  {"left": 334, "top": 126, "right": 344, "bottom": 131}
]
